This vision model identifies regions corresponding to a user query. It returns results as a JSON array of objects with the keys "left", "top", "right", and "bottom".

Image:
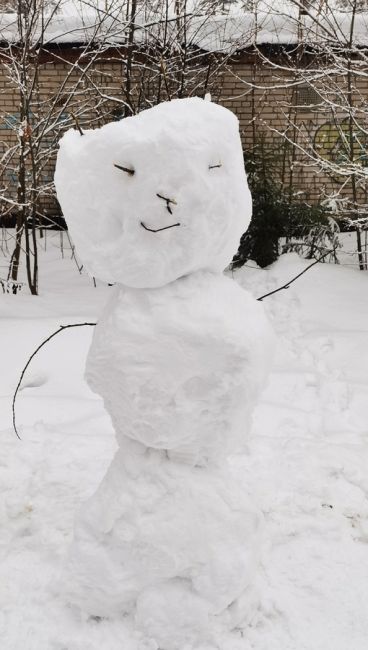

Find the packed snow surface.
[
  {"left": 1, "top": 235, "right": 368, "bottom": 648},
  {"left": 54, "top": 98, "right": 273, "bottom": 646}
]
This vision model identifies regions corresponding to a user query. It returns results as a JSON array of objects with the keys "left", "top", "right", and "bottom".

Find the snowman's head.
[{"left": 55, "top": 98, "right": 251, "bottom": 288}]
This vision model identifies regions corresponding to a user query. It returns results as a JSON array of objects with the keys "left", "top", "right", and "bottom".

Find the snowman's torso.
[
  {"left": 86, "top": 271, "right": 270, "bottom": 465},
  {"left": 68, "top": 271, "right": 269, "bottom": 625}
]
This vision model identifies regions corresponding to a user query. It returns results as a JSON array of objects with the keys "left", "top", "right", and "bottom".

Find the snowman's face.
[{"left": 55, "top": 98, "right": 251, "bottom": 288}]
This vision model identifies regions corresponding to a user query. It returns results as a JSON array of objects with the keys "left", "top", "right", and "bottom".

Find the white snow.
[
  {"left": 53, "top": 98, "right": 274, "bottom": 647},
  {"left": 2, "top": 3, "right": 368, "bottom": 51},
  {"left": 2, "top": 235, "right": 368, "bottom": 648},
  {"left": 1, "top": 233, "right": 368, "bottom": 647}
]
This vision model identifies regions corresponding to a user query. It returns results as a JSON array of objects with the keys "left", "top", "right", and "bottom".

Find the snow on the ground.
[{"left": 1, "top": 233, "right": 368, "bottom": 649}]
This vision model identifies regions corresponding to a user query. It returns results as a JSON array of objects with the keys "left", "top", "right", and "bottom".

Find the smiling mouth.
[{"left": 140, "top": 221, "right": 181, "bottom": 233}]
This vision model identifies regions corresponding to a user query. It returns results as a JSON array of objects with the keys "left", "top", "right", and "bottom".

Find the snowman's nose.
[
  {"left": 156, "top": 193, "right": 177, "bottom": 215},
  {"left": 157, "top": 193, "right": 177, "bottom": 205}
]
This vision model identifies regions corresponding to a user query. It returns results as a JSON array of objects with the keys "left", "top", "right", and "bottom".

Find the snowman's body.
[
  {"left": 87, "top": 272, "right": 270, "bottom": 465},
  {"left": 55, "top": 98, "right": 273, "bottom": 648}
]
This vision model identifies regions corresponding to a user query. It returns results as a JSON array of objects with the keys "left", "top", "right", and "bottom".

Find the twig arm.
[
  {"left": 12, "top": 322, "right": 96, "bottom": 440},
  {"left": 12, "top": 251, "right": 336, "bottom": 438},
  {"left": 257, "top": 250, "right": 334, "bottom": 302}
]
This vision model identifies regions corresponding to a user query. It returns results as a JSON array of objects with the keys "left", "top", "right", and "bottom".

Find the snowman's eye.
[
  {"left": 209, "top": 163, "right": 222, "bottom": 170},
  {"left": 114, "top": 163, "right": 135, "bottom": 176}
]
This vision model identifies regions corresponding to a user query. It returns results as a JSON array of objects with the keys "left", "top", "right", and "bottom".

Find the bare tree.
[
  {"left": 228, "top": 0, "right": 368, "bottom": 268},
  {"left": 0, "top": 0, "right": 241, "bottom": 293},
  {"left": 0, "top": 0, "right": 127, "bottom": 292}
]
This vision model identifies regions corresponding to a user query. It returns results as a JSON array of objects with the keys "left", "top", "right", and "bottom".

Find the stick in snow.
[
  {"left": 12, "top": 322, "right": 96, "bottom": 439},
  {"left": 257, "top": 249, "right": 335, "bottom": 301}
]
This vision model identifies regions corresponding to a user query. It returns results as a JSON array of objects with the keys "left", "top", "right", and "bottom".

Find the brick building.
[{"left": 1, "top": 6, "right": 367, "bottom": 223}]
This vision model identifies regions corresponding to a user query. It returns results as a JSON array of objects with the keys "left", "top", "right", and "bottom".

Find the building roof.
[{"left": 1, "top": 4, "right": 368, "bottom": 52}]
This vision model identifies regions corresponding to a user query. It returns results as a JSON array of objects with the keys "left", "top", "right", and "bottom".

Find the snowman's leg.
[
  {"left": 189, "top": 511, "right": 263, "bottom": 627},
  {"left": 135, "top": 578, "right": 211, "bottom": 649},
  {"left": 61, "top": 508, "right": 139, "bottom": 618},
  {"left": 134, "top": 531, "right": 262, "bottom": 647},
  {"left": 61, "top": 443, "right": 181, "bottom": 618},
  {"left": 60, "top": 446, "right": 143, "bottom": 617}
]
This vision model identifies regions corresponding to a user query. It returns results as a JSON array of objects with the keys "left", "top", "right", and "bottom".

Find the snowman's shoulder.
[
  {"left": 95, "top": 274, "right": 272, "bottom": 351},
  {"left": 155, "top": 272, "right": 271, "bottom": 344},
  {"left": 183, "top": 271, "right": 267, "bottom": 323}
]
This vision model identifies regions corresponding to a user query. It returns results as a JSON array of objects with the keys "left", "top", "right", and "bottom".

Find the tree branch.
[
  {"left": 257, "top": 249, "right": 335, "bottom": 301},
  {"left": 12, "top": 322, "right": 96, "bottom": 440}
]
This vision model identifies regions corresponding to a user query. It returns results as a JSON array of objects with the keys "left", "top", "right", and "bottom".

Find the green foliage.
[
  {"left": 232, "top": 140, "right": 338, "bottom": 269},
  {"left": 282, "top": 205, "right": 340, "bottom": 262}
]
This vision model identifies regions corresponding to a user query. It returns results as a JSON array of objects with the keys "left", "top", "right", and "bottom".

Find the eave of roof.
[{"left": 1, "top": 9, "right": 368, "bottom": 53}]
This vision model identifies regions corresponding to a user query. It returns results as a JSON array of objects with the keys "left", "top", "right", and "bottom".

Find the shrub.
[{"left": 232, "top": 140, "right": 338, "bottom": 269}]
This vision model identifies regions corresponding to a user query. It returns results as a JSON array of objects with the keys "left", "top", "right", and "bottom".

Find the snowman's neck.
[{"left": 118, "top": 269, "right": 221, "bottom": 294}]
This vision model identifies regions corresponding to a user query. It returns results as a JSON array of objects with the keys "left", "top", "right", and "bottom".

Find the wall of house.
[
  {"left": 221, "top": 53, "right": 368, "bottom": 211},
  {"left": 0, "top": 49, "right": 124, "bottom": 220},
  {"left": 0, "top": 45, "right": 366, "bottom": 223}
]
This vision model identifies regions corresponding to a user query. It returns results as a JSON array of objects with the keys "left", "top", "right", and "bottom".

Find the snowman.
[{"left": 55, "top": 97, "right": 274, "bottom": 649}]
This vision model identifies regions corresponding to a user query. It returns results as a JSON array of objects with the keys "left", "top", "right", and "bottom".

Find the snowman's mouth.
[{"left": 140, "top": 221, "right": 181, "bottom": 233}]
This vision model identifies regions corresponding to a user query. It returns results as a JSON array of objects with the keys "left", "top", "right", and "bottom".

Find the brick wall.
[
  {"left": 0, "top": 49, "right": 125, "bottom": 219},
  {"left": 221, "top": 53, "right": 368, "bottom": 209},
  {"left": 0, "top": 45, "right": 366, "bottom": 222}
]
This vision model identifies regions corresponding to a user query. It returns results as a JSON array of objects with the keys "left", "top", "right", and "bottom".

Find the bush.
[{"left": 232, "top": 140, "right": 338, "bottom": 269}]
